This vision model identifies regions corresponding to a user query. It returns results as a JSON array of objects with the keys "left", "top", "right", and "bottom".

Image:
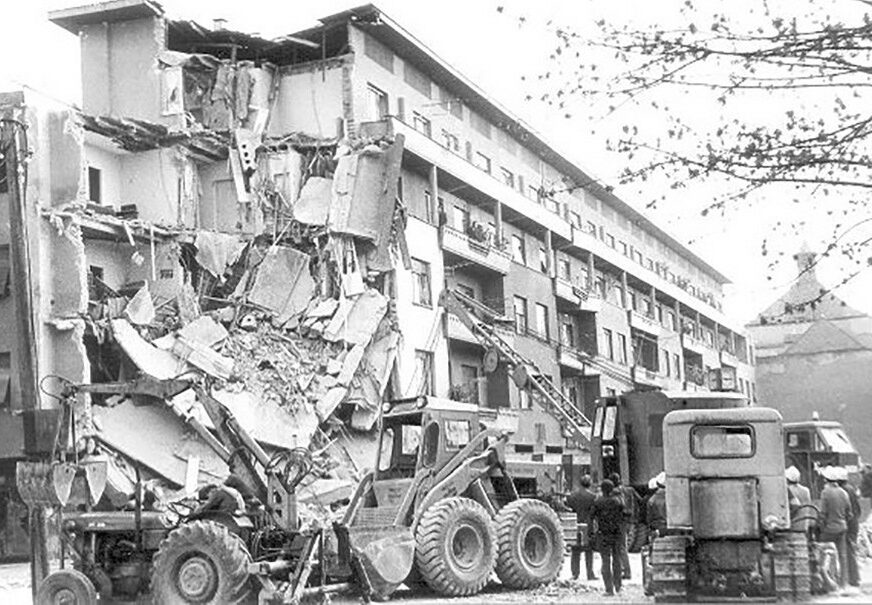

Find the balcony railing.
[
  {"left": 442, "top": 225, "right": 512, "bottom": 274},
  {"left": 629, "top": 310, "right": 665, "bottom": 337},
  {"left": 553, "top": 277, "right": 602, "bottom": 313},
  {"left": 557, "top": 345, "right": 590, "bottom": 372}
]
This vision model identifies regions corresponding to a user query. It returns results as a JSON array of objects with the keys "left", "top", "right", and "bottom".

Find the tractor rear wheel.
[
  {"left": 494, "top": 498, "right": 564, "bottom": 589},
  {"left": 772, "top": 532, "right": 811, "bottom": 601},
  {"left": 651, "top": 535, "right": 689, "bottom": 602},
  {"left": 151, "top": 520, "right": 255, "bottom": 604},
  {"left": 415, "top": 497, "right": 496, "bottom": 597},
  {"left": 36, "top": 569, "right": 97, "bottom": 605}
]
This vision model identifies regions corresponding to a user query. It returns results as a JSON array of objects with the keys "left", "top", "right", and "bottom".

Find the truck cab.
[{"left": 784, "top": 419, "right": 860, "bottom": 500}]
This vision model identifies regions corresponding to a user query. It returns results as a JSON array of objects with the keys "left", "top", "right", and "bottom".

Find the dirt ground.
[{"left": 3, "top": 552, "right": 872, "bottom": 603}]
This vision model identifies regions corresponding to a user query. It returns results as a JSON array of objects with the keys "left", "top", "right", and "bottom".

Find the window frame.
[{"left": 410, "top": 258, "right": 432, "bottom": 307}]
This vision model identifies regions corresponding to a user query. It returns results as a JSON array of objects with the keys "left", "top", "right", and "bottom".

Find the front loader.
[{"left": 344, "top": 395, "right": 567, "bottom": 598}]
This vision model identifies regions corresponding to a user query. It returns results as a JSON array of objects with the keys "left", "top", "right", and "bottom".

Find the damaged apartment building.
[{"left": 0, "top": 1, "right": 755, "bottom": 556}]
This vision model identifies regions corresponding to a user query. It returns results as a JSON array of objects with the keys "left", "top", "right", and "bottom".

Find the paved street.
[{"left": 4, "top": 553, "right": 872, "bottom": 604}]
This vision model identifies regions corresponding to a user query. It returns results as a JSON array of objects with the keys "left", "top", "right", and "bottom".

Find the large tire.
[
  {"left": 415, "top": 497, "right": 496, "bottom": 597},
  {"left": 494, "top": 499, "right": 564, "bottom": 589},
  {"left": 151, "top": 520, "right": 255, "bottom": 605},
  {"left": 651, "top": 535, "right": 688, "bottom": 603},
  {"left": 772, "top": 532, "right": 811, "bottom": 601},
  {"left": 36, "top": 569, "right": 97, "bottom": 605}
]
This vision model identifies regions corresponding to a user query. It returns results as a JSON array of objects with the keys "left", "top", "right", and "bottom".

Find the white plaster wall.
[
  {"left": 85, "top": 141, "right": 123, "bottom": 209},
  {"left": 119, "top": 149, "right": 181, "bottom": 225},
  {"left": 394, "top": 216, "right": 448, "bottom": 398},
  {"left": 269, "top": 65, "right": 345, "bottom": 138}
]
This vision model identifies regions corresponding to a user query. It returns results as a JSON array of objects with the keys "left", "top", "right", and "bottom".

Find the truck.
[
  {"left": 647, "top": 406, "right": 810, "bottom": 602},
  {"left": 24, "top": 379, "right": 568, "bottom": 604},
  {"left": 783, "top": 418, "right": 862, "bottom": 500}
]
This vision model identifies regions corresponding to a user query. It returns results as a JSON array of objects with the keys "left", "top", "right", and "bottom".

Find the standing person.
[
  {"left": 837, "top": 468, "right": 862, "bottom": 592},
  {"left": 785, "top": 466, "right": 813, "bottom": 534},
  {"left": 861, "top": 464, "right": 872, "bottom": 499},
  {"left": 818, "top": 466, "right": 853, "bottom": 589},
  {"left": 646, "top": 472, "right": 667, "bottom": 537},
  {"left": 609, "top": 472, "right": 639, "bottom": 579},
  {"left": 591, "top": 479, "right": 627, "bottom": 596},
  {"left": 566, "top": 474, "right": 598, "bottom": 581}
]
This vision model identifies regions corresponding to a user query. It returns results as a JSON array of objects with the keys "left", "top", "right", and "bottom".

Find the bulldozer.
[
  {"left": 645, "top": 407, "right": 812, "bottom": 602},
  {"left": 25, "top": 377, "right": 566, "bottom": 603}
]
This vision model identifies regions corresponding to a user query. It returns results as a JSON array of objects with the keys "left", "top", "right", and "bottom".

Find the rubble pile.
[{"left": 68, "top": 130, "right": 409, "bottom": 504}]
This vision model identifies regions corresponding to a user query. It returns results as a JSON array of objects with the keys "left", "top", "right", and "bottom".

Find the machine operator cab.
[
  {"left": 663, "top": 406, "right": 789, "bottom": 538},
  {"left": 784, "top": 419, "right": 860, "bottom": 500}
]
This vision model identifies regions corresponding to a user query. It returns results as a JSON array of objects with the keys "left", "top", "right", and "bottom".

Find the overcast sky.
[{"left": 4, "top": 0, "right": 870, "bottom": 323}]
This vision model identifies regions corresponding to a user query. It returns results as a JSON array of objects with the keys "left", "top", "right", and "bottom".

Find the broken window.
[
  {"left": 535, "top": 303, "right": 549, "bottom": 341},
  {"left": 511, "top": 235, "right": 526, "bottom": 264},
  {"left": 412, "top": 111, "right": 432, "bottom": 138},
  {"left": 415, "top": 350, "right": 435, "bottom": 396},
  {"left": 473, "top": 151, "right": 491, "bottom": 174},
  {"left": 513, "top": 296, "right": 528, "bottom": 334},
  {"left": 88, "top": 166, "right": 102, "bottom": 204},
  {"left": 500, "top": 167, "right": 514, "bottom": 188},
  {"left": 411, "top": 258, "right": 432, "bottom": 307},
  {"left": 365, "top": 84, "right": 389, "bottom": 122}
]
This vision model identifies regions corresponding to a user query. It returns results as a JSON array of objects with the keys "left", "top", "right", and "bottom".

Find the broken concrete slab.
[
  {"left": 124, "top": 283, "right": 155, "bottom": 325},
  {"left": 337, "top": 344, "right": 366, "bottom": 386},
  {"left": 194, "top": 231, "right": 245, "bottom": 280},
  {"left": 324, "top": 290, "right": 389, "bottom": 346},
  {"left": 178, "top": 315, "right": 228, "bottom": 347},
  {"left": 248, "top": 245, "right": 314, "bottom": 322},
  {"left": 112, "top": 319, "right": 187, "bottom": 380},
  {"left": 293, "top": 176, "right": 332, "bottom": 226},
  {"left": 316, "top": 386, "right": 348, "bottom": 421},
  {"left": 172, "top": 336, "right": 234, "bottom": 380},
  {"left": 297, "top": 478, "right": 354, "bottom": 506},
  {"left": 211, "top": 388, "right": 318, "bottom": 451}
]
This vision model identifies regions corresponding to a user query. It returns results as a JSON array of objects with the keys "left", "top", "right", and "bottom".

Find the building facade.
[
  {"left": 747, "top": 249, "right": 872, "bottom": 459},
  {"left": 0, "top": 1, "right": 755, "bottom": 487}
]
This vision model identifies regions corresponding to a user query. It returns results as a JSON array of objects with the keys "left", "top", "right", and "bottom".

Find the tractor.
[
  {"left": 344, "top": 395, "right": 567, "bottom": 597},
  {"left": 26, "top": 380, "right": 566, "bottom": 603},
  {"left": 645, "top": 407, "right": 811, "bottom": 602}
]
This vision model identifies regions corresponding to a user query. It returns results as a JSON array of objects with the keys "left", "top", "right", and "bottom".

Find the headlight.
[
  {"left": 382, "top": 402, "right": 392, "bottom": 413},
  {"left": 416, "top": 396, "right": 428, "bottom": 408}
]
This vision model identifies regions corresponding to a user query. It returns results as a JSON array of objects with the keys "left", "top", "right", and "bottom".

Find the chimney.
[{"left": 213, "top": 18, "right": 227, "bottom": 30}]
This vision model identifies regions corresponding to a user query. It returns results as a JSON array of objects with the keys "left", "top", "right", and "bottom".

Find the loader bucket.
[
  {"left": 16, "top": 460, "right": 108, "bottom": 508},
  {"left": 348, "top": 525, "right": 415, "bottom": 599}
]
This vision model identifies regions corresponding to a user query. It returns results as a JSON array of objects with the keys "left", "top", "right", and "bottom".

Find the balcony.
[
  {"left": 629, "top": 310, "right": 665, "bottom": 338},
  {"left": 442, "top": 225, "right": 512, "bottom": 274},
  {"left": 558, "top": 345, "right": 591, "bottom": 373},
  {"left": 554, "top": 278, "right": 602, "bottom": 313},
  {"left": 632, "top": 366, "right": 668, "bottom": 388},
  {"left": 446, "top": 312, "right": 478, "bottom": 344},
  {"left": 682, "top": 334, "right": 708, "bottom": 355}
]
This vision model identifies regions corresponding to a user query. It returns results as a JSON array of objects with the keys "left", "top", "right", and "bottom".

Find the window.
[
  {"left": 414, "top": 350, "right": 435, "bottom": 395},
  {"left": 459, "top": 366, "right": 480, "bottom": 404},
  {"left": 514, "top": 296, "right": 528, "bottom": 334},
  {"left": 445, "top": 419, "right": 473, "bottom": 448},
  {"left": 602, "top": 328, "right": 614, "bottom": 360},
  {"left": 365, "top": 84, "right": 389, "bottom": 121},
  {"left": 535, "top": 303, "right": 550, "bottom": 340},
  {"left": 662, "top": 349, "right": 670, "bottom": 376},
  {"left": 451, "top": 205, "right": 469, "bottom": 231},
  {"left": 667, "top": 311, "right": 676, "bottom": 331},
  {"left": 500, "top": 167, "right": 515, "bottom": 188},
  {"left": 441, "top": 130, "right": 460, "bottom": 152},
  {"left": 517, "top": 174, "right": 526, "bottom": 195},
  {"left": 645, "top": 258, "right": 654, "bottom": 270},
  {"left": 474, "top": 151, "right": 492, "bottom": 174},
  {"left": 634, "top": 250, "right": 643, "bottom": 264},
  {"left": 673, "top": 353, "right": 680, "bottom": 379},
  {"left": 619, "top": 241, "right": 628, "bottom": 256},
  {"left": 411, "top": 258, "right": 432, "bottom": 306},
  {"left": 606, "top": 233, "right": 615, "bottom": 249},
  {"left": 412, "top": 111, "right": 432, "bottom": 137},
  {"left": 560, "top": 319, "right": 575, "bottom": 347},
  {"left": 595, "top": 275, "right": 606, "bottom": 297},
  {"left": 692, "top": 425, "right": 754, "bottom": 458},
  {"left": 629, "top": 291, "right": 638, "bottom": 311},
  {"left": 570, "top": 212, "right": 582, "bottom": 229},
  {"left": 423, "top": 190, "right": 434, "bottom": 223},
  {"left": 538, "top": 247, "right": 549, "bottom": 273},
  {"left": 528, "top": 184, "right": 542, "bottom": 202},
  {"left": 511, "top": 235, "right": 526, "bottom": 264},
  {"left": 559, "top": 259, "right": 571, "bottom": 281},
  {"left": 88, "top": 167, "right": 102, "bottom": 204},
  {"left": 440, "top": 89, "right": 464, "bottom": 119},
  {"left": 618, "top": 334, "right": 628, "bottom": 364}
]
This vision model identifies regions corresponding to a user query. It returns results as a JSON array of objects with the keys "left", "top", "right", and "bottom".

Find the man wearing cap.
[
  {"left": 566, "top": 474, "right": 598, "bottom": 581},
  {"left": 785, "top": 466, "right": 813, "bottom": 534},
  {"left": 818, "top": 466, "right": 853, "bottom": 589},
  {"left": 609, "top": 472, "right": 639, "bottom": 580},
  {"left": 591, "top": 479, "right": 628, "bottom": 596},
  {"left": 837, "top": 469, "right": 862, "bottom": 592}
]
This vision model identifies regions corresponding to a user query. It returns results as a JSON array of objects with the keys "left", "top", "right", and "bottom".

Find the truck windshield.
[
  {"left": 691, "top": 425, "right": 754, "bottom": 458},
  {"left": 592, "top": 407, "right": 605, "bottom": 439},
  {"left": 603, "top": 406, "right": 617, "bottom": 441},
  {"left": 818, "top": 427, "right": 855, "bottom": 453}
]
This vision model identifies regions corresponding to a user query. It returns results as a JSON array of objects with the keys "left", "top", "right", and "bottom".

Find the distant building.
[{"left": 747, "top": 248, "right": 872, "bottom": 459}]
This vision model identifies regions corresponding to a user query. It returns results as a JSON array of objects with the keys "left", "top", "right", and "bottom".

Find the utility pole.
[{"left": 2, "top": 107, "right": 48, "bottom": 595}]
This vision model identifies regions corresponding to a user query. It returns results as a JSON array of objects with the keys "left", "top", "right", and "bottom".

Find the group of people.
[
  {"left": 566, "top": 471, "right": 662, "bottom": 596},
  {"left": 787, "top": 464, "right": 863, "bottom": 593}
]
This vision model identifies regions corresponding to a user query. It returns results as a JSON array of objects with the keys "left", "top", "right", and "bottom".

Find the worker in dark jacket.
[
  {"left": 592, "top": 479, "right": 627, "bottom": 595},
  {"left": 566, "top": 475, "right": 598, "bottom": 581},
  {"left": 838, "top": 470, "right": 862, "bottom": 591},
  {"left": 646, "top": 472, "right": 667, "bottom": 536},
  {"left": 819, "top": 466, "right": 853, "bottom": 589},
  {"left": 610, "top": 472, "right": 639, "bottom": 579}
]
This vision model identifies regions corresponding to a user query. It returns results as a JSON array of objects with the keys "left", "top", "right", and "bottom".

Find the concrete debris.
[
  {"left": 177, "top": 315, "right": 228, "bottom": 347},
  {"left": 326, "top": 289, "right": 389, "bottom": 346},
  {"left": 247, "top": 245, "right": 313, "bottom": 321},
  {"left": 194, "top": 232, "right": 245, "bottom": 280},
  {"left": 293, "top": 176, "right": 332, "bottom": 226},
  {"left": 172, "top": 336, "right": 235, "bottom": 380},
  {"left": 124, "top": 283, "right": 155, "bottom": 325},
  {"left": 112, "top": 319, "right": 187, "bottom": 380}
]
